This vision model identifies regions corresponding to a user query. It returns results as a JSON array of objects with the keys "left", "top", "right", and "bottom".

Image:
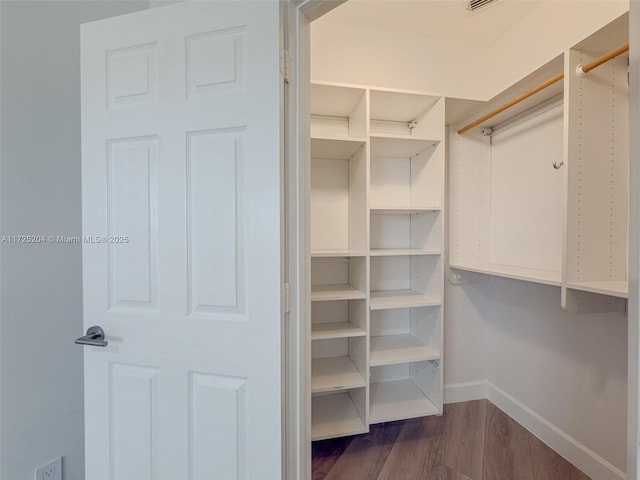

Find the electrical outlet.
[{"left": 35, "top": 457, "right": 62, "bottom": 480}]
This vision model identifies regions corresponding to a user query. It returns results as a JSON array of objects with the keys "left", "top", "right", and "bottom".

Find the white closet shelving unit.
[
  {"left": 310, "top": 83, "right": 445, "bottom": 440},
  {"left": 449, "top": 13, "right": 629, "bottom": 314},
  {"left": 310, "top": 84, "right": 368, "bottom": 441},
  {"left": 449, "top": 55, "right": 566, "bottom": 288},
  {"left": 562, "top": 15, "right": 629, "bottom": 312}
]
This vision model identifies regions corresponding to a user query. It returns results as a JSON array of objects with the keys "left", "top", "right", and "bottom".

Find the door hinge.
[
  {"left": 280, "top": 48, "right": 294, "bottom": 84},
  {"left": 284, "top": 283, "right": 291, "bottom": 314}
]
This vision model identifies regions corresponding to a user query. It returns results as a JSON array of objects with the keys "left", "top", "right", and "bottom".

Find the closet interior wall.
[{"left": 309, "top": 6, "right": 630, "bottom": 477}]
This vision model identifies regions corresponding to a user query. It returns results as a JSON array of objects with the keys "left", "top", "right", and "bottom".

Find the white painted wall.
[
  {"left": 312, "top": 1, "right": 629, "bottom": 100},
  {"left": 488, "top": 1, "right": 629, "bottom": 96},
  {"left": 441, "top": 281, "right": 488, "bottom": 398},
  {"left": 0, "top": 2, "right": 148, "bottom": 479},
  {"left": 484, "top": 278, "right": 627, "bottom": 472},
  {"left": 311, "top": 20, "right": 491, "bottom": 98},
  {"left": 313, "top": 0, "right": 630, "bottom": 474}
]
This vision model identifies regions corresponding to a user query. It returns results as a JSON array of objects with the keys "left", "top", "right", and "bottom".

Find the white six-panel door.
[{"left": 80, "top": 2, "right": 283, "bottom": 479}]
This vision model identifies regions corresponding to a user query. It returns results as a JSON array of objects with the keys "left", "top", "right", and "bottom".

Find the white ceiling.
[{"left": 317, "top": 0, "right": 543, "bottom": 48}]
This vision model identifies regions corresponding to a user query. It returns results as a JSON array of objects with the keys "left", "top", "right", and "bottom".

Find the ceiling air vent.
[{"left": 467, "top": 0, "right": 499, "bottom": 12}]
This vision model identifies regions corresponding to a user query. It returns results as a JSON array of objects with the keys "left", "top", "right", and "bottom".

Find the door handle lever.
[{"left": 75, "top": 326, "right": 108, "bottom": 347}]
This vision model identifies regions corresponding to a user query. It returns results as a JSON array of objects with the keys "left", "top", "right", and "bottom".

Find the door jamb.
[
  {"left": 285, "top": 2, "right": 347, "bottom": 480},
  {"left": 628, "top": 4, "right": 639, "bottom": 479}
]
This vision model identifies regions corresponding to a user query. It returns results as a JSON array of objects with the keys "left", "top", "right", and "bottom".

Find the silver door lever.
[{"left": 75, "top": 326, "right": 108, "bottom": 347}]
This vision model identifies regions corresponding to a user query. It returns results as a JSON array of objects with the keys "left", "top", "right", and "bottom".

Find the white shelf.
[
  {"left": 370, "top": 335, "right": 440, "bottom": 367},
  {"left": 566, "top": 280, "right": 628, "bottom": 299},
  {"left": 449, "top": 263, "right": 562, "bottom": 287},
  {"left": 370, "top": 290, "right": 440, "bottom": 310},
  {"left": 311, "top": 284, "right": 367, "bottom": 301},
  {"left": 370, "top": 132, "right": 440, "bottom": 141},
  {"left": 312, "top": 392, "right": 367, "bottom": 441},
  {"left": 370, "top": 206, "right": 441, "bottom": 214},
  {"left": 370, "top": 380, "right": 439, "bottom": 424},
  {"left": 370, "top": 136, "right": 439, "bottom": 158},
  {"left": 311, "top": 137, "right": 365, "bottom": 160},
  {"left": 311, "top": 249, "right": 367, "bottom": 258},
  {"left": 369, "top": 90, "right": 440, "bottom": 124},
  {"left": 311, "top": 84, "right": 366, "bottom": 118},
  {"left": 312, "top": 356, "right": 366, "bottom": 393},
  {"left": 312, "top": 322, "right": 366, "bottom": 340},
  {"left": 312, "top": 134, "right": 367, "bottom": 143},
  {"left": 370, "top": 249, "right": 440, "bottom": 257}
]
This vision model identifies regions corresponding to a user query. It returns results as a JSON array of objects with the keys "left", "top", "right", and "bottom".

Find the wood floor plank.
[
  {"left": 312, "top": 435, "right": 353, "bottom": 480},
  {"left": 430, "top": 464, "right": 477, "bottom": 480},
  {"left": 322, "top": 421, "right": 404, "bottom": 480},
  {"left": 435, "top": 400, "right": 486, "bottom": 479},
  {"left": 482, "top": 402, "right": 535, "bottom": 480},
  {"left": 528, "top": 433, "right": 591, "bottom": 480},
  {"left": 312, "top": 400, "right": 592, "bottom": 480},
  {"left": 376, "top": 414, "right": 446, "bottom": 480}
]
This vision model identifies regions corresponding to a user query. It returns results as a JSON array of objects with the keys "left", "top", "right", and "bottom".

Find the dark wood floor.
[{"left": 312, "top": 400, "right": 590, "bottom": 480}]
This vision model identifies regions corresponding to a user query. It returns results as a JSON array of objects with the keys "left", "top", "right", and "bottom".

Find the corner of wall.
[{"left": 486, "top": 381, "right": 627, "bottom": 480}]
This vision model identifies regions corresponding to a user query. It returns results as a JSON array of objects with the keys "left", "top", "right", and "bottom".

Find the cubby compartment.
[
  {"left": 369, "top": 361, "right": 441, "bottom": 424},
  {"left": 311, "top": 299, "right": 367, "bottom": 340},
  {"left": 369, "top": 90, "right": 443, "bottom": 140},
  {"left": 312, "top": 388, "right": 367, "bottom": 441},
  {"left": 311, "top": 335, "right": 368, "bottom": 440},
  {"left": 311, "top": 256, "right": 367, "bottom": 301},
  {"left": 311, "top": 138, "right": 367, "bottom": 255},
  {"left": 370, "top": 209, "right": 441, "bottom": 256},
  {"left": 370, "top": 137, "right": 443, "bottom": 210},
  {"left": 370, "top": 255, "right": 442, "bottom": 310},
  {"left": 312, "top": 337, "right": 367, "bottom": 394},
  {"left": 311, "top": 83, "right": 367, "bottom": 140},
  {"left": 370, "top": 306, "right": 441, "bottom": 366}
]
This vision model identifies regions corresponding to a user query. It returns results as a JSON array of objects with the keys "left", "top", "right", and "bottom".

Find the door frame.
[
  {"left": 629, "top": 4, "right": 640, "bottom": 480},
  {"left": 285, "top": 2, "right": 346, "bottom": 479}
]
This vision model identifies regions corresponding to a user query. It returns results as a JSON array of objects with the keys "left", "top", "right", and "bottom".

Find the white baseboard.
[
  {"left": 444, "top": 380, "right": 487, "bottom": 404},
  {"left": 443, "top": 380, "right": 626, "bottom": 480},
  {"left": 485, "top": 381, "right": 627, "bottom": 480}
]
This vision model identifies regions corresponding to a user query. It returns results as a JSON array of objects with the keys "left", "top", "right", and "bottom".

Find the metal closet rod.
[{"left": 457, "top": 41, "right": 630, "bottom": 135}]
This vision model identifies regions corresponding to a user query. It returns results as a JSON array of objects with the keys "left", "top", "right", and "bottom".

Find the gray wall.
[{"left": 0, "top": 2, "right": 148, "bottom": 479}]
